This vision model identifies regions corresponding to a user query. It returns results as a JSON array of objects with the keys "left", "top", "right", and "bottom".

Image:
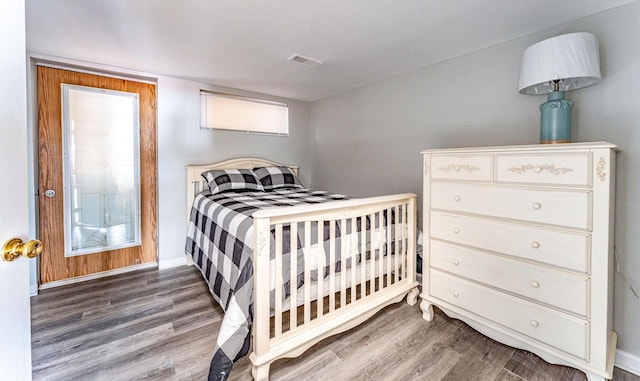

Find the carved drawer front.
[
  {"left": 430, "top": 240, "right": 589, "bottom": 316},
  {"left": 496, "top": 153, "right": 591, "bottom": 186},
  {"left": 429, "top": 270, "right": 589, "bottom": 359},
  {"left": 429, "top": 212, "right": 590, "bottom": 273},
  {"left": 431, "top": 182, "right": 591, "bottom": 229},
  {"left": 430, "top": 154, "right": 492, "bottom": 181}
]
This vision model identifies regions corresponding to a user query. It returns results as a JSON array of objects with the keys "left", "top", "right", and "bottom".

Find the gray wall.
[
  {"left": 310, "top": 2, "right": 640, "bottom": 359},
  {"left": 157, "top": 76, "right": 312, "bottom": 268}
]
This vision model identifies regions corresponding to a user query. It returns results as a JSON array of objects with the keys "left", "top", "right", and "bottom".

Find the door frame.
[{"left": 28, "top": 57, "right": 160, "bottom": 291}]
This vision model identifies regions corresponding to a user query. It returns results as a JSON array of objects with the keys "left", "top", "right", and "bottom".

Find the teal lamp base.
[{"left": 539, "top": 91, "right": 573, "bottom": 144}]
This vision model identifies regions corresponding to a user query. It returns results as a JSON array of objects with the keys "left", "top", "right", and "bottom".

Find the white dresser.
[{"left": 420, "top": 142, "right": 617, "bottom": 381}]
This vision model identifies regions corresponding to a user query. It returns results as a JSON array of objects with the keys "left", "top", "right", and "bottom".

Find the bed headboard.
[{"left": 186, "top": 157, "right": 299, "bottom": 221}]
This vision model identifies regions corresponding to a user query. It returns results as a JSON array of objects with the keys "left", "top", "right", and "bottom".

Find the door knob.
[
  {"left": 44, "top": 189, "right": 56, "bottom": 198},
  {"left": 2, "top": 238, "right": 43, "bottom": 261}
]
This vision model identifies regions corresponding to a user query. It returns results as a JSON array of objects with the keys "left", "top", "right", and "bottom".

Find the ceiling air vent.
[{"left": 288, "top": 54, "right": 323, "bottom": 68}]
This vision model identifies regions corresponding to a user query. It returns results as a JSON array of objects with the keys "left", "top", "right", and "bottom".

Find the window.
[
  {"left": 200, "top": 91, "right": 289, "bottom": 135},
  {"left": 61, "top": 84, "right": 141, "bottom": 257}
]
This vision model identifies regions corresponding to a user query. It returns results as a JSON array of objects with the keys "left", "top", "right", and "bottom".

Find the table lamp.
[{"left": 518, "top": 32, "right": 601, "bottom": 144}]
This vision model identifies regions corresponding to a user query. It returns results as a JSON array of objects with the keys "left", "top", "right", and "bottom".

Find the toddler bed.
[{"left": 185, "top": 158, "right": 419, "bottom": 381}]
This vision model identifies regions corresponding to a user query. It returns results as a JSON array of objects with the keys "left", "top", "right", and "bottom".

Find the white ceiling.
[{"left": 26, "top": 0, "right": 635, "bottom": 102}]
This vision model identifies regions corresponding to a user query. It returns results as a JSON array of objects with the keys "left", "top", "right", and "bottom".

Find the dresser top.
[{"left": 421, "top": 141, "right": 618, "bottom": 154}]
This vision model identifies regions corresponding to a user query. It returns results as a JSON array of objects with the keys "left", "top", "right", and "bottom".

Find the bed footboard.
[{"left": 249, "top": 193, "right": 419, "bottom": 380}]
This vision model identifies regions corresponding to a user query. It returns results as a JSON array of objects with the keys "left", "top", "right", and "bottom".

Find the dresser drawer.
[
  {"left": 430, "top": 212, "right": 590, "bottom": 273},
  {"left": 430, "top": 240, "right": 589, "bottom": 316},
  {"left": 430, "top": 154, "right": 493, "bottom": 181},
  {"left": 431, "top": 183, "right": 591, "bottom": 230},
  {"left": 496, "top": 153, "right": 591, "bottom": 186},
  {"left": 429, "top": 269, "right": 589, "bottom": 359}
]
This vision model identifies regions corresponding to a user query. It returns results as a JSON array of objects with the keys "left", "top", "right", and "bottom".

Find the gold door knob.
[{"left": 2, "top": 238, "right": 43, "bottom": 261}]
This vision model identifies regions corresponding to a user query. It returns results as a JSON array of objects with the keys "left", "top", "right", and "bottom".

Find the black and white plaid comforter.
[{"left": 185, "top": 188, "right": 350, "bottom": 381}]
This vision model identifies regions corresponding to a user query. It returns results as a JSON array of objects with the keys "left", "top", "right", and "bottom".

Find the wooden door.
[{"left": 37, "top": 66, "right": 157, "bottom": 285}]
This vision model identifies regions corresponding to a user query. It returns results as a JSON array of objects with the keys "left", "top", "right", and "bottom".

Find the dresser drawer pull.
[
  {"left": 530, "top": 320, "right": 539, "bottom": 328},
  {"left": 532, "top": 202, "right": 542, "bottom": 210},
  {"left": 453, "top": 227, "right": 460, "bottom": 234},
  {"left": 453, "top": 259, "right": 460, "bottom": 266},
  {"left": 454, "top": 195, "right": 461, "bottom": 202},
  {"left": 531, "top": 241, "right": 540, "bottom": 249},
  {"left": 531, "top": 281, "right": 540, "bottom": 288},
  {"left": 453, "top": 291, "right": 460, "bottom": 297}
]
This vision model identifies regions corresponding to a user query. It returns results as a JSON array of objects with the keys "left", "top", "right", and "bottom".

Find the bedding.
[
  {"left": 201, "top": 168, "right": 264, "bottom": 194},
  {"left": 185, "top": 187, "right": 353, "bottom": 379},
  {"left": 253, "top": 166, "right": 305, "bottom": 190}
]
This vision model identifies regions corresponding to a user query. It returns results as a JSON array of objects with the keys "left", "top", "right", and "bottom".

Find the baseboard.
[
  {"left": 616, "top": 349, "right": 640, "bottom": 376},
  {"left": 38, "top": 262, "right": 157, "bottom": 291},
  {"left": 158, "top": 256, "right": 187, "bottom": 270},
  {"left": 34, "top": 258, "right": 187, "bottom": 293}
]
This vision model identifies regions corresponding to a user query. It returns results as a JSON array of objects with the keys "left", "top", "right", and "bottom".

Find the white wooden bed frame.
[{"left": 187, "top": 158, "right": 419, "bottom": 380}]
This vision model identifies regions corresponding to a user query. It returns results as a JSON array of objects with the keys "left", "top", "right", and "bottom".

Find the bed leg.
[
  {"left": 420, "top": 298, "right": 435, "bottom": 322},
  {"left": 185, "top": 254, "right": 195, "bottom": 266},
  {"left": 252, "top": 363, "right": 270, "bottom": 381},
  {"left": 406, "top": 287, "right": 420, "bottom": 306}
]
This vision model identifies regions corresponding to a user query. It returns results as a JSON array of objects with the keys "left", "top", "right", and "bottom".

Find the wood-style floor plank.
[{"left": 31, "top": 266, "right": 640, "bottom": 381}]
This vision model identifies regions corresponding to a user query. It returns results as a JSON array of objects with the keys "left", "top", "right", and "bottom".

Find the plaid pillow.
[
  {"left": 201, "top": 169, "right": 264, "bottom": 195},
  {"left": 253, "top": 166, "right": 305, "bottom": 190}
]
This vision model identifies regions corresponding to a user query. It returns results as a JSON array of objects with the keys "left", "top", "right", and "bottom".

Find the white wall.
[{"left": 310, "top": 1, "right": 640, "bottom": 365}]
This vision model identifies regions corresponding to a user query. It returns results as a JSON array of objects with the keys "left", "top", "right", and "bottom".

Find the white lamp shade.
[{"left": 518, "top": 32, "right": 601, "bottom": 95}]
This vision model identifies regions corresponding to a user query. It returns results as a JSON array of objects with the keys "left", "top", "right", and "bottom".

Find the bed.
[{"left": 185, "top": 158, "right": 419, "bottom": 381}]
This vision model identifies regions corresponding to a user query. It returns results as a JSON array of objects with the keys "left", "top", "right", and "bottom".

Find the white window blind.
[{"left": 200, "top": 91, "right": 289, "bottom": 135}]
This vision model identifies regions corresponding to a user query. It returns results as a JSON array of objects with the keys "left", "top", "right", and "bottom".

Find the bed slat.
[
  {"left": 340, "top": 219, "right": 347, "bottom": 308},
  {"left": 304, "top": 221, "right": 312, "bottom": 324},
  {"left": 350, "top": 218, "right": 357, "bottom": 303},
  {"left": 274, "top": 224, "right": 283, "bottom": 337},
  {"left": 289, "top": 222, "right": 298, "bottom": 331},
  {"left": 329, "top": 220, "right": 336, "bottom": 313},
  {"left": 317, "top": 219, "right": 324, "bottom": 319}
]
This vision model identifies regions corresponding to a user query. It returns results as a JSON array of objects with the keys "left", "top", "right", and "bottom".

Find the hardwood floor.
[{"left": 31, "top": 266, "right": 638, "bottom": 381}]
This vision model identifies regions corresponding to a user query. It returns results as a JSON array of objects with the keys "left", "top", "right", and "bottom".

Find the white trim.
[
  {"left": 158, "top": 256, "right": 187, "bottom": 270},
  {"left": 30, "top": 53, "right": 158, "bottom": 84},
  {"left": 38, "top": 262, "right": 157, "bottom": 290},
  {"left": 616, "top": 349, "right": 640, "bottom": 376},
  {"left": 30, "top": 283, "right": 37, "bottom": 297}
]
